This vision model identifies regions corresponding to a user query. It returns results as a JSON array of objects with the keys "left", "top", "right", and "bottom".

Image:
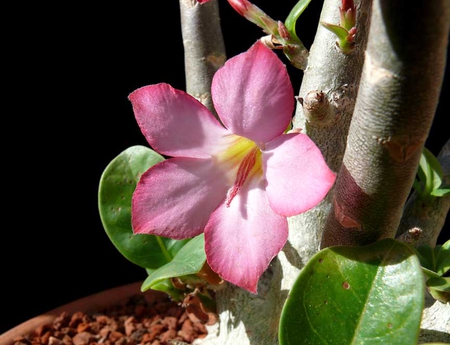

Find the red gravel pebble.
[{"left": 11, "top": 294, "right": 209, "bottom": 345}]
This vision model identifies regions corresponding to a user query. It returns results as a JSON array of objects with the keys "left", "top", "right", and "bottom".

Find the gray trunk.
[
  {"left": 179, "top": 0, "right": 450, "bottom": 344},
  {"left": 321, "top": 0, "right": 450, "bottom": 248},
  {"left": 198, "top": 0, "right": 371, "bottom": 344}
]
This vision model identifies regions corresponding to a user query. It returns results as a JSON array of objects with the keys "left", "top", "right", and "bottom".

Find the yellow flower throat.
[{"left": 214, "top": 135, "right": 263, "bottom": 207}]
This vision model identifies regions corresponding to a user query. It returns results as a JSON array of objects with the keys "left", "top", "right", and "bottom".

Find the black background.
[{"left": 3, "top": 0, "right": 448, "bottom": 333}]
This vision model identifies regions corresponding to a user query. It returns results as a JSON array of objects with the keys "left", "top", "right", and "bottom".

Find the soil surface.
[{"left": 10, "top": 293, "right": 210, "bottom": 345}]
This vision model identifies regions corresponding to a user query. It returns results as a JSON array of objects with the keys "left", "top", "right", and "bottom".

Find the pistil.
[{"left": 226, "top": 146, "right": 261, "bottom": 207}]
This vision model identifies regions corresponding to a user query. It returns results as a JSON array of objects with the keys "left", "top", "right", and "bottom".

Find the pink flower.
[{"left": 129, "top": 41, "right": 336, "bottom": 293}]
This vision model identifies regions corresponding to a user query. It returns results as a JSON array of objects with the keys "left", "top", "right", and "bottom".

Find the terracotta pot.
[{"left": 0, "top": 281, "right": 169, "bottom": 345}]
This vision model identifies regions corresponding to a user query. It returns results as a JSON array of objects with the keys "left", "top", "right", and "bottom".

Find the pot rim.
[{"left": 0, "top": 281, "right": 165, "bottom": 345}]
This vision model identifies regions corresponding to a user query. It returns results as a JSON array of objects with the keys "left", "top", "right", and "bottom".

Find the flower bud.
[
  {"left": 227, "top": 0, "right": 278, "bottom": 33},
  {"left": 227, "top": 0, "right": 251, "bottom": 16},
  {"left": 340, "top": 0, "right": 356, "bottom": 31}
]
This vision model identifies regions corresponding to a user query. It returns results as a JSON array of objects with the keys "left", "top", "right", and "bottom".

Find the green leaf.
[
  {"left": 414, "top": 244, "right": 437, "bottom": 272},
  {"left": 415, "top": 147, "right": 444, "bottom": 198},
  {"left": 146, "top": 278, "right": 185, "bottom": 301},
  {"left": 320, "top": 22, "right": 349, "bottom": 41},
  {"left": 436, "top": 240, "right": 450, "bottom": 277},
  {"left": 142, "top": 234, "right": 206, "bottom": 293},
  {"left": 431, "top": 187, "right": 450, "bottom": 197},
  {"left": 279, "top": 239, "right": 424, "bottom": 345},
  {"left": 422, "top": 147, "right": 444, "bottom": 192},
  {"left": 98, "top": 145, "right": 189, "bottom": 269},
  {"left": 426, "top": 277, "right": 450, "bottom": 304},
  {"left": 319, "top": 22, "right": 354, "bottom": 54},
  {"left": 421, "top": 267, "right": 442, "bottom": 280},
  {"left": 413, "top": 241, "right": 449, "bottom": 276},
  {"left": 415, "top": 155, "right": 428, "bottom": 196}
]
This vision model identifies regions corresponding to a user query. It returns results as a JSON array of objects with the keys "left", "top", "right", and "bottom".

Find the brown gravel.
[{"left": 10, "top": 294, "right": 209, "bottom": 345}]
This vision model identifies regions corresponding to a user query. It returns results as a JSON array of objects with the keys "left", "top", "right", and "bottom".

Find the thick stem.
[
  {"left": 179, "top": 0, "right": 226, "bottom": 116},
  {"left": 294, "top": 0, "right": 371, "bottom": 172},
  {"left": 321, "top": 0, "right": 450, "bottom": 247},
  {"left": 397, "top": 139, "right": 450, "bottom": 247},
  {"left": 198, "top": 1, "right": 372, "bottom": 344},
  {"left": 288, "top": 0, "right": 371, "bottom": 262},
  {"left": 180, "top": 1, "right": 450, "bottom": 344}
]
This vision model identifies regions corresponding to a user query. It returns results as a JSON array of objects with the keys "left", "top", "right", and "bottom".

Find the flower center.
[{"left": 214, "top": 135, "right": 263, "bottom": 207}]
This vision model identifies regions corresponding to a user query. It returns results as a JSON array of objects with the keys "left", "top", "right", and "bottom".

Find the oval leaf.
[
  {"left": 426, "top": 277, "right": 450, "bottom": 304},
  {"left": 279, "top": 239, "right": 424, "bottom": 345},
  {"left": 142, "top": 234, "right": 206, "bottom": 292},
  {"left": 147, "top": 278, "right": 186, "bottom": 301},
  {"left": 421, "top": 147, "right": 444, "bottom": 193},
  {"left": 436, "top": 240, "right": 449, "bottom": 276},
  {"left": 98, "top": 145, "right": 189, "bottom": 269}
]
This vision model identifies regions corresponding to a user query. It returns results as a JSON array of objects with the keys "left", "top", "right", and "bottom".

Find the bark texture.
[
  {"left": 397, "top": 139, "right": 450, "bottom": 247},
  {"left": 200, "top": 1, "right": 372, "bottom": 344},
  {"left": 179, "top": 0, "right": 226, "bottom": 116},
  {"left": 287, "top": 0, "right": 372, "bottom": 263},
  {"left": 293, "top": 0, "right": 371, "bottom": 172},
  {"left": 321, "top": 0, "right": 450, "bottom": 248},
  {"left": 179, "top": 1, "right": 450, "bottom": 344}
]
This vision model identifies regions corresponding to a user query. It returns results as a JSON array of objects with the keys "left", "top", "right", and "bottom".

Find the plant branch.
[
  {"left": 287, "top": 0, "right": 372, "bottom": 261},
  {"left": 397, "top": 139, "right": 450, "bottom": 247},
  {"left": 179, "top": 0, "right": 226, "bottom": 117},
  {"left": 321, "top": 0, "right": 450, "bottom": 247},
  {"left": 195, "top": 2, "right": 373, "bottom": 344}
]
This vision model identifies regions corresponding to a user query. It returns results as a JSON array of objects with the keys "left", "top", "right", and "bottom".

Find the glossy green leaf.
[
  {"left": 279, "top": 239, "right": 424, "bottom": 345},
  {"left": 415, "top": 147, "right": 444, "bottom": 198},
  {"left": 421, "top": 147, "right": 444, "bottom": 192},
  {"left": 320, "top": 22, "right": 349, "bottom": 41},
  {"left": 431, "top": 186, "right": 450, "bottom": 197},
  {"left": 436, "top": 240, "right": 450, "bottom": 276},
  {"left": 142, "top": 234, "right": 206, "bottom": 292},
  {"left": 421, "top": 267, "right": 442, "bottom": 280},
  {"left": 146, "top": 278, "right": 185, "bottom": 301},
  {"left": 412, "top": 241, "right": 449, "bottom": 276},
  {"left": 426, "top": 277, "right": 450, "bottom": 303},
  {"left": 413, "top": 244, "right": 437, "bottom": 272},
  {"left": 98, "top": 145, "right": 189, "bottom": 269}
]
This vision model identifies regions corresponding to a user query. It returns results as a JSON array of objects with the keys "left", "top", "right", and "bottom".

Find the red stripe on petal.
[{"left": 226, "top": 146, "right": 258, "bottom": 207}]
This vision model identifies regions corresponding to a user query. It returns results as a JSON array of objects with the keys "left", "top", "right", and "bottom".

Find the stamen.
[{"left": 226, "top": 147, "right": 258, "bottom": 207}]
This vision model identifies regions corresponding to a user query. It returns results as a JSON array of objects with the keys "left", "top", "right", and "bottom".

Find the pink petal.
[
  {"left": 132, "top": 158, "right": 229, "bottom": 239},
  {"left": 204, "top": 176, "right": 288, "bottom": 293},
  {"left": 211, "top": 41, "right": 294, "bottom": 145},
  {"left": 129, "top": 83, "right": 230, "bottom": 158},
  {"left": 263, "top": 133, "right": 336, "bottom": 217}
]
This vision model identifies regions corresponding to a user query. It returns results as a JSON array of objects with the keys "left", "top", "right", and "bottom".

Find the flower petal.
[
  {"left": 204, "top": 176, "right": 288, "bottom": 293},
  {"left": 132, "top": 157, "right": 229, "bottom": 239},
  {"left": 211, "top": 41, "right": 294, "bottom": 145},
  {"left": 129, "top": 83, "right": 230, "bottom": 158},
  {"left": 263, "top": 133, "right": 336, "bottom": 216}
]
